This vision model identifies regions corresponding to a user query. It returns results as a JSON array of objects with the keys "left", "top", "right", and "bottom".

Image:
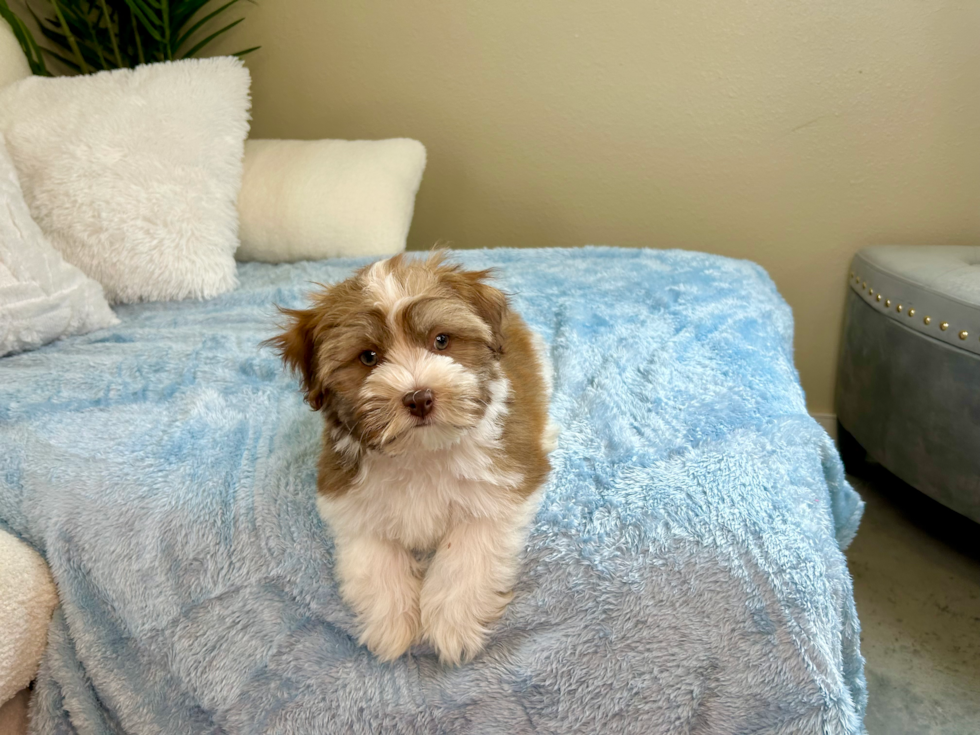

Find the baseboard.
[{"left": 810, "top": 413, "right": 838, "bottom": 444}]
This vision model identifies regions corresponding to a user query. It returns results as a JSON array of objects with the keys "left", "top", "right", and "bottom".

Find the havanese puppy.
[{"left": 269, "top": 251, "right": 556, "bottom": 665}]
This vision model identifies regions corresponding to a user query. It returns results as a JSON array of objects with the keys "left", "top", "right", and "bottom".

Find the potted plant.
[{"left": 0, "top": 0, "right": 257, "bottom": 75}]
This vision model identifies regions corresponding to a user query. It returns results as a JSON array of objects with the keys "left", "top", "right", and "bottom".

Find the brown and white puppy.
[{"left": 269, "top": 252, "right": 556, "bottom": 665}]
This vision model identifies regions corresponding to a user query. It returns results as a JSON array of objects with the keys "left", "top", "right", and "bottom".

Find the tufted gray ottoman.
[{"left": 836, "top": 245, "right": 980, "bottom": 524}]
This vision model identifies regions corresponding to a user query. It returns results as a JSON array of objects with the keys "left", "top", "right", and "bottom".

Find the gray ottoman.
[{"left": 836, "top": 245, "right": 980, "bottom": 523}]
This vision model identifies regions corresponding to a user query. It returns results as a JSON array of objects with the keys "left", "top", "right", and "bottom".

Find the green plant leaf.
[
  {"left": 29, "top": 2, "right": 94, "bottom": 63},
  {"left": 81, "top": 4, "right": 109, "bottom": 69},
  {"left": 36, "top": 25, "right": 102, "bottom": 70},
  {"left": 179, "top": 15, "right": 241, "bottom": 58},
  {"left": 119, "top": 0, "right": 164, "bottom": 40},
  {"left": 161, "top": 0, "right": 170, "bottom": 58},
  {"left": 172, "top": 0, "right": 239, "bottom": 52},
  {"left": 36, "top": 15, "right": 108, "bottom": 58},
  {"left": 40, "top": 45, "right": 82, "bottom": 71},
  {"left": 230, "top": 44, "right": 258, "bottom": 57},
  {"left": 127, "top": 3, "right": 145, "bottom": 64},
  {"left": 0, "top": 0, "right": 50, "bottom": 74},
  {"left": 128, "top": 0, "right": 164, "bottom": 27},
  {"left": 2, "top": 0, "right": 256, "bottom": 75},
  {"left": 96, "top": 0, "right": 122, "bottom": 66},
  {"left": 48, "top": 0, "right": 89, "bottom": 72},
  {"left": 170, "top": 0, "right": 212, "bottom": 29}
]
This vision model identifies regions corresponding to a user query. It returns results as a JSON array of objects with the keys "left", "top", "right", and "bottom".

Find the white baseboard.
[{"left": 810, "top": 413, "right": 838, "bottom": 443}]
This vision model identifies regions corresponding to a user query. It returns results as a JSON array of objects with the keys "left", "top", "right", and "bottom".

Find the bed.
[{"left": 0, "top": 246, "right": 866, "bottom": 734}]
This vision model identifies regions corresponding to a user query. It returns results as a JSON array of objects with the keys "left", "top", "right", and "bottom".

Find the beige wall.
[{"left": 215, "top": 1, "right": 980, "bottom": 414}]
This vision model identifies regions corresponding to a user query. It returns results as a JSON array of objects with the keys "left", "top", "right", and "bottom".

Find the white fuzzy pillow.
[
  {"left": 236, "top": 138, "right": 426, "bottom": 262},
  {"left": 0, "top": 134, "right": 117, "bottom": 357},
  {"left": 0, "top": 58, "right": 250, "bottom": 303}
]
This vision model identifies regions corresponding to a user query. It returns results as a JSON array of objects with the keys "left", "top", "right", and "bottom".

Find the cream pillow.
[
  {"left": 0, "top": 133, "right": 117, "bottom": 357},
  {"left": 0, "top": 17, "right": 31, "bottom": 90},
  {"left": 236, "top": 138, "right": 426, "bottom": 262},
  {"left": 0, "top": 57, "right": 250, "bottom": 303},
  {"left": 0, "top": 528, "right": 57, "bottom": 706}
]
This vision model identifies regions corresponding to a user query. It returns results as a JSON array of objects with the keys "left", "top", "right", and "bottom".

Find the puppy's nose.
[{"left": 402, "top": 388, "right": 434, "bottom": 418}]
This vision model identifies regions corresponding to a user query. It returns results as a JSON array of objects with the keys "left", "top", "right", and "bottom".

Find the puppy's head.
[{"left": 267, "top": 252, "right": 508, "bottom": 455}]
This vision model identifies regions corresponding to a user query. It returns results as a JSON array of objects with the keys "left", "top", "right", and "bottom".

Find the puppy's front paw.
[
  {"left": 422, "top": 605, "right": 486, "bottom": 666},
  {"left": 333, "top": 533, "right": 423, "bottom": 662},
  {"left": 421, "top": 590, "right": 511, "bottom": 666},
  {"left": 358, "top": 608, "right": 420, "bottom": 662}
]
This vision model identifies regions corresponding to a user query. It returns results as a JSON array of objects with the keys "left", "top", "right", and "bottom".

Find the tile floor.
[{"left": 846, "top": 462, "right": 980, "bottom": 734}]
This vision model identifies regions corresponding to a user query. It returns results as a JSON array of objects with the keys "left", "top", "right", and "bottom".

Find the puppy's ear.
[
  {"left": 265, "top": 307, "right": 326, "bottom": 410},
  {"left": 457, "top": 269, "right": 508, "bottom": 355}
]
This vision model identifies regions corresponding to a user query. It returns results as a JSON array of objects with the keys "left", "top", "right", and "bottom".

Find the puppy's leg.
[
  {"left": 421, "top": 502, "right": 535, "bottom": 665},
  {"left": 334, "top": 533, "right": 421, "bottom": 661}
]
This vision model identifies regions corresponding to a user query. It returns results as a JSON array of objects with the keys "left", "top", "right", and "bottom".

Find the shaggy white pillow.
[
  {"left": 0, "top": 134, "right": 117, "bottom": 357},
  {"left": 236, "top": 138, "right": 426, "bottom": 262},
  {"left": 0, "top": 58, "right": 250, "bottom": 303}
]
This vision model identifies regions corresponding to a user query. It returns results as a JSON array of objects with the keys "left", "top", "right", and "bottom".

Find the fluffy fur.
[
  {"left": 0, "top": 58, "right": 249, "bottom": 304},
  {"left": 269, "top": 252, "right": 555, "bottom": 664}
]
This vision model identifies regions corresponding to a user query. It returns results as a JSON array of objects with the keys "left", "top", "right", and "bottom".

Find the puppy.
[{"left": 269, "top": 252, "right": 555, "bottom": 665}]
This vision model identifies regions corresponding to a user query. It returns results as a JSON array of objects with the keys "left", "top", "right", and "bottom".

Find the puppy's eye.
[
  {"left": 433, "top": 334, "right": 450, "bottom": 350},
  {"left": 359, "top": 350, "right": 378, "bottom": 366}
]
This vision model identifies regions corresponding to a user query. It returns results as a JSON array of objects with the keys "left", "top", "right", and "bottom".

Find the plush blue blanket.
[{"left": 0, "top": 247, "right": 866, "bottom": 734}]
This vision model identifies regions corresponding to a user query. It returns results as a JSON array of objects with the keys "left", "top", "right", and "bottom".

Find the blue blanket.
[{"left": 0, "top": 247, "right": 866, "bottom": 734}]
